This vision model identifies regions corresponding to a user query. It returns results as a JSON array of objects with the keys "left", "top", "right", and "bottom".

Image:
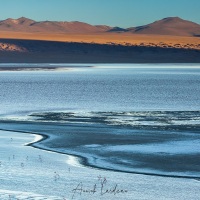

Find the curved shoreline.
[{"left": 0, "top": 127, "right": 199, "bottom": 180}]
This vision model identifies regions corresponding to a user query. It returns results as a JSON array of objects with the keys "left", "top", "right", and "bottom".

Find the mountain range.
[{"left": 0, "top": 17, "right": 200, "bottom": 37}]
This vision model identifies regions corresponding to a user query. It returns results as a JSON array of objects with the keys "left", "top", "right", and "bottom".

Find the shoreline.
[
  {"left": 0, "top": 123, "right": 199, "bottom": 180},
  {"left": 1, "top": 129, "right": 200, "bottom": 200}
]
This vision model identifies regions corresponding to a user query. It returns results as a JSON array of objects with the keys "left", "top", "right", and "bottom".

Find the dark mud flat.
[{"left": 1, "top": 111, "right": 200, "bottom": 178}]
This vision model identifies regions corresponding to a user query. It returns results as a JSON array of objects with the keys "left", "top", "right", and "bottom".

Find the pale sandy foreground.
[{"left": 0, "top": 130, "right": 199, "bottom": 200}]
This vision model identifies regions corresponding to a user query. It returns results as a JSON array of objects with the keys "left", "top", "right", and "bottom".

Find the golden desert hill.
[{"left": 0, "top": 16, "right": 199, "bottom": 49}]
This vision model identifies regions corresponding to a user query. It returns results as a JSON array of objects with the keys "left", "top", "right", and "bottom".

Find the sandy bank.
[
  {"left": 0, "top": 32, "right": 200, "bottom": 50},
  {"left": 0, "top": 38, "right": 200, "bottom": 63}
]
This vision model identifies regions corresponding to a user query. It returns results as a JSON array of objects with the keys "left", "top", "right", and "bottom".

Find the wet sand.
[{"left": 1, "top": 110, "right": 200, "bottom": 178}]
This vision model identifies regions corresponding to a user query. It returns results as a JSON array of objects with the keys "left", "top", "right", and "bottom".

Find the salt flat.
[{"left": 0, "top": 130, "right": 200, "bottom": 200}]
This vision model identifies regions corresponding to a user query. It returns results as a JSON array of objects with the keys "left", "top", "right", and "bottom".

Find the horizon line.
[{"left": 0, "top": 16, "right": 199, "bottom": 28}]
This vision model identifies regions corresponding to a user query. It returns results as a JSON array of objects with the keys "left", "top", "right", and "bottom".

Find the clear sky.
[{"left": 0, "top": 0, "right": 200, "bottom": 28}]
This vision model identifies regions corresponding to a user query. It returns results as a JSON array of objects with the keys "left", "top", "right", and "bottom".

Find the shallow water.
[{"left": 1, "top": 64, "right": 200, "bottom": 116}]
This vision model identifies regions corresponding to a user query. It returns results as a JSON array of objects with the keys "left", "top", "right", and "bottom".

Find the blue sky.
[{"left": 0, "top": 0, "right": 200, "bottom": 27}]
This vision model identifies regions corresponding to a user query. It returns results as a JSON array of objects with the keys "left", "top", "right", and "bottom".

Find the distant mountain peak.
[
  {"left": 1, "top": 17, "right": 35, "bottom": 26},
  {"left": 4, "top": 18, "right": 16, "bottom": 22},
  {"left": 129, "top": 17, "right": 200, "bottom": 36},
  {"left": 0, "top": 16, "right": 200, "bottom": 36},
  {"left": 108, "top": 26, "right": 127, "bottom": 32},
  {"left": 17, "top": 16, "right": 35, "bottom": 21},
  {"left": 18, "top": 16, "right": 29, "bottom": 20},
  {"left": 159, "top": 17, "right": 189, "bottom": 24},
  {"left": 162, "top": 16, "right": 182, "bottom": 21}
]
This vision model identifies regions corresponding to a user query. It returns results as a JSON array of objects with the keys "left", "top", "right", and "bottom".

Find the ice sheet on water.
[{"left": 18, "top": 110, "right": 200, "bottom": 128}]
